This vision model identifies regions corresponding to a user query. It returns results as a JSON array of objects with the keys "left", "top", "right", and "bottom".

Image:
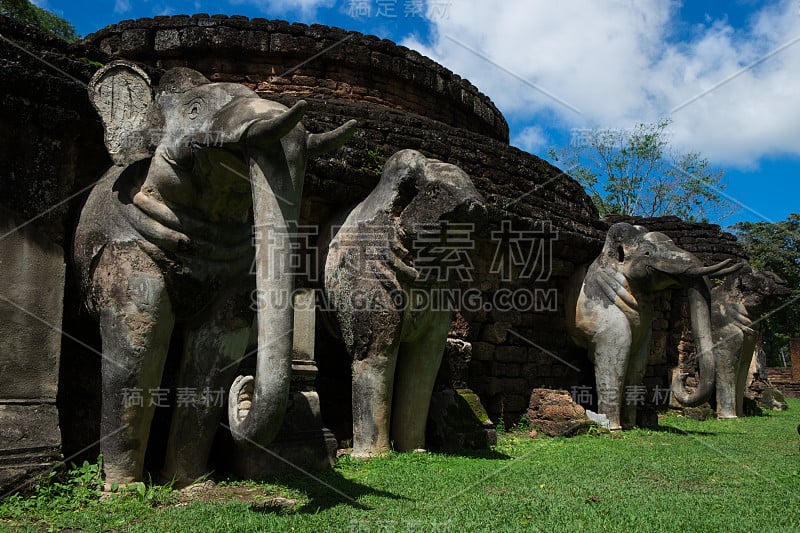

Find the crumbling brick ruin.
[{"left": 0, "top": 14, "right": 758, "bottom": 487}]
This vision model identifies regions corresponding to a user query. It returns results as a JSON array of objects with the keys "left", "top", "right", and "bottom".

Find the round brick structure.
[{"left": 84, "top": 14, "right": 509, "bottom": 143}]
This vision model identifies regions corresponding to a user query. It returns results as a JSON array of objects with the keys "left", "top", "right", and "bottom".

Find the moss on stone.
[{"left": 456, "top": 388, "right": 491, "bottom": 424}]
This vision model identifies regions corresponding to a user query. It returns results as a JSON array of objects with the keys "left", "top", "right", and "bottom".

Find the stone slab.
[
  {"left": 0, "top": 403, "right": 62, "bottom": 491},
  {"left": 0, "top": 207, "right": 65, "bottom": 402}
]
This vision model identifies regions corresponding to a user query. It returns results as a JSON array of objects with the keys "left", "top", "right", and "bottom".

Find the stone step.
[
  {"left": 767, "top": 367, "right": 794, "bottom": 381},
  {"left": 771, "top": 381, "right": 800, "bottom": 399}
]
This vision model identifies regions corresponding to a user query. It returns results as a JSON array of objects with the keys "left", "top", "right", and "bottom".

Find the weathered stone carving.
[
  {"left": 567, "top": 222, "right": 741, "bottom": 430},
  {"left": 705, "top": 265, "right": 789, "bottom": 418},
  {"left": 322, "top": 149, "right": 486, "bottom": 458},
  {"left": 73, "top": 60, "right": 355, "bottom": 485},
  {"left": 747, "top": 346, "right": 789, "bottom": 410}
]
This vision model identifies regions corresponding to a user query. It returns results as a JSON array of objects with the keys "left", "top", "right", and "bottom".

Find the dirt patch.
[{"left": 174, "top": 481, "right": 297, "bottom": 511}]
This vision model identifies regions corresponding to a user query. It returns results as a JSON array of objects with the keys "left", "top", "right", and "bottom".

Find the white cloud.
[
  {"left": 155, "top": 6, "right": 177, "bottom": 16},
  {"left": 113, "top": 0, "right": 131, "bottom": 14},
  {"left": 401, "top": 0, "right": 800, "bottom": 168},
  {"left": 511, "top": 125, "right": 549, "bottom": 154}
]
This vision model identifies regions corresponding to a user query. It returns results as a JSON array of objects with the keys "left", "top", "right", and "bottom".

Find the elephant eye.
[
  {"left": 188, "top": 99, "right": 203, "bottom": 120},
  {"left": 644, "top": 251, "right": 651, "bottom": 256}
]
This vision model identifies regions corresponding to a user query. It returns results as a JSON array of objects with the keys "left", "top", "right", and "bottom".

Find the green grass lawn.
[{"left": 3, "top": 400, "right": 799, "bottom": 532}]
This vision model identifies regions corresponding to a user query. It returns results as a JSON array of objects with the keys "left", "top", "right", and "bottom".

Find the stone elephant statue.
[
  {"left": 684, "top": 264, "right": 788, "bottom": 418},
  {"left": 322, "top": 149, "right": 486, "bottom": 459},
  {"left": 566, "top": 222, "right": 741, "bottom": 430},
  {"left": 73, "top": 61, "right": 356, "bottom": 486}
]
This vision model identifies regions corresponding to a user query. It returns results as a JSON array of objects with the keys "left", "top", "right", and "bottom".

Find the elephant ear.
[
  {"left": 602, "top": 223, "right": 644, "bottom": 264},
  {"left": 605, "top": 223, "right": 633, "bottom": 246},
  {"left": 88, "top": 60, "right": 158, "bottom": 166}
]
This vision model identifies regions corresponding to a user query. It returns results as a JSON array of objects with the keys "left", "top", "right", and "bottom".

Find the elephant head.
[
  {"left": 88, "top": 61, "right": 357, "bottom": 450},
  {"left": 351, "top": 149, "right": 488, "bottom": 234},
  {"left": 594, "top": 223, "right": 741, "bottom": 292},
  {"left": 715, "top": 264, "right": 790, "bottom": 317}
]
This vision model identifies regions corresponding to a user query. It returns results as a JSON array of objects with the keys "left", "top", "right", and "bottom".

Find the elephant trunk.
[
  {"left": 671, "top": 278, "right": 717, "bottom": 406},
  {"left": 227, "top": 151, "right": 297, "bottom": 446}
]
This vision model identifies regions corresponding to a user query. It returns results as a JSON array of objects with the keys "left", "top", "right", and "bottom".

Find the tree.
[
  {"left": 548, "top": 118, "right": 733, "bottom": 222},
  {"left": 733, "top": 214, "right": 800, "bottom": 366},
  {"left": 0, "top": 0, "right": 79, "bottom": 42}
]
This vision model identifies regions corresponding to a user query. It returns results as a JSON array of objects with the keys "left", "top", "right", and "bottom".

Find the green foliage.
[
  {"left": 111, "top": 476, "right": 176, "bottom": 507},
  {"left": 733, "top": 214, "right": 800, "bottom": 365},
  {"left": 0, "top": 457, "right": 102, "bottom": 520},
  {"left": 549, "top": 118, "right": 732, "bottom": 222},
  {"left": 77, "top": 56, "right": 104, "bottom": 68},
  {"left": 3, "top": 405, "right": 799, "bottom": 531},
  {"left": 511, "top": 412, "right": 531, "bottom": 431},
  {"left": 362, "top": 147, "right": 385, "bottom": 176},
  {"left": 0, "top": 0, "right": 79, "bottom": 42},
  {"left": 0, "top": 457, "right": 181, "bottom": 530}
]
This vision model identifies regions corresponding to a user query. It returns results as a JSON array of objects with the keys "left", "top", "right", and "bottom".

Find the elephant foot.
[
  {"left": 351, "top": 447, "right": 391, "bottom": 461},
  {"left": 717, "top": 413, "right": 738, "bottom": 419},
  {"left": 158, "top": 467, "right": 212, "bottom": 490},
  {"left": 102, "top": 481, "right": 145, "bottom": 494},
  {"left": 101, "top": 463, "right": 142, "bottom": 489}
]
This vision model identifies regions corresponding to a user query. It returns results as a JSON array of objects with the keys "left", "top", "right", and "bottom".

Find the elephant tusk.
[
  {"left": 711, "top": 262, "right": 745, "bottom": 277},
  {"left": 244, "top": 100, "right": 308, "bottom": 146},
  {"left": 686, "top": 259, "right": 738, "bottom": 277},
  {"left": 307, "top": 119, "right": 358, "bottom": 158}
]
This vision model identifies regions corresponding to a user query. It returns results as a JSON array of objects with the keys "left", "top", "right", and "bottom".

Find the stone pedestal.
[
  {"left": 232, "top": 289, "right": 336, "bottom": 478},
  {"left": 790, "top": 338, "right": 800, "bottom": 382},
  {"left": 231, "top": 391, "right": 337, "bottom": 477},
  {"left": 427, "top": 388, "right": 496, "bottom": 452},
  {"left": 0, "top": 208, "right": 65, "bottom": 491}
]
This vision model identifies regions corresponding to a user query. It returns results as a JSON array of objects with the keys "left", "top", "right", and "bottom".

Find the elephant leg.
[
  {"left": 350, "top": 307, "right": 402, "bottom": 459},
  {"left": 352, "top": 345, "right": 401, "bottom": 459},
  {"left": 391, "top": 311, "right": 451, "bottom": 452},
  {"left": 715, "top": 328, "right": 741, "bottom": 419},
  {"left": 592, "top": 330, "right": 631, "bottom": 431},
  {"left": 734, "top": 334, "right": 758, "bottom": 417},
  {"left": 162, "top": 289, "right": 251, "bottom": 486},
  {"left": 621, "top": 334, "right": 651, "bottom": 429},
  {"left": 95, "top": 245, "right": 175, "bottom": 485}
]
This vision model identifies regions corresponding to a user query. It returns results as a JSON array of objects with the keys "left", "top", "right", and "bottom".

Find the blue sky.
[{"left": 34, "top": 0, "right": 800, "bottom": 229}]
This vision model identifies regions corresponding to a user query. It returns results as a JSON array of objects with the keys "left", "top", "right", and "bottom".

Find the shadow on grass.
[
  {"left": 251, "top": 468, "right": 409, "bottom": 513},
  {"left": 239, "top": 446, "right": 510, "bottom": 514},
  {"left": 434, "top": 447, "right": 512, "bottom": 460},
  {"left": 648, "top": 424, "right": 717, "bottom": 436}
]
